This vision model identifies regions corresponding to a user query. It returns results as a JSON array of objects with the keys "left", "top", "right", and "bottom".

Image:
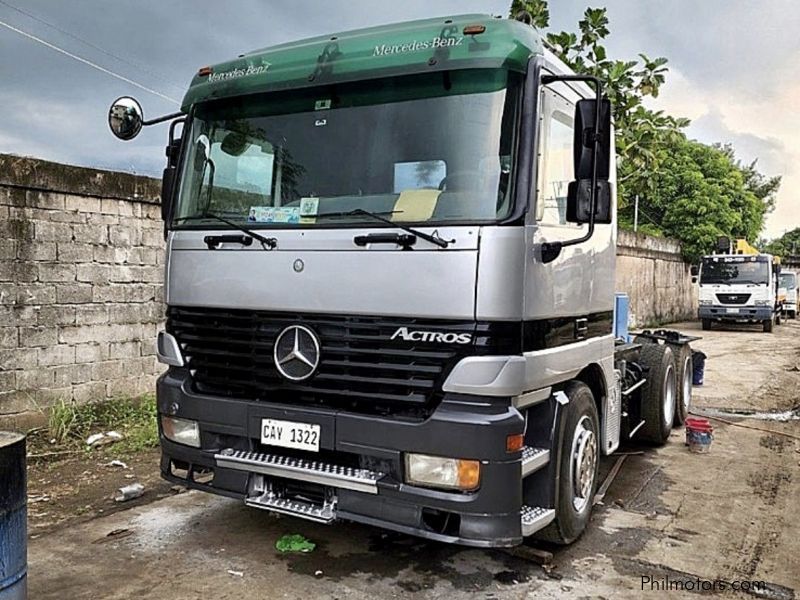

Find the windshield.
[
  {"left": 700, "top": 256, "right": 770, "bottom": 285},
  {"left": 779, "top": 273, "right": 796, "bottom": 289},
  {"left": 173, "top": 70, "right": 520, "bottom": 229}
]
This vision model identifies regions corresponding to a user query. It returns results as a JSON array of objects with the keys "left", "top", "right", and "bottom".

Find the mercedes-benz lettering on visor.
[{"left": 273, "top": 325, "right": 321, "bottom": 381}]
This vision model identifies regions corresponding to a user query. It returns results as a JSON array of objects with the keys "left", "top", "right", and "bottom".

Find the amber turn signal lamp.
[
  {"left": 463, "top": 24, "right": 487, "bottom": 35},
  {"left": 506, "top": 433, "right": 524, "bottom": 453}
]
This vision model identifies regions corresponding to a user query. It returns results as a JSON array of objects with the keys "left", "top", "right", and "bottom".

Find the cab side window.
[{"left": 536, "top": 91, "right": 577, "bottom": 226}]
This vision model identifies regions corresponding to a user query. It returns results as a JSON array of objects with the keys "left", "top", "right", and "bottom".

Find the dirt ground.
[{"left": 26, "top": 319, "right": 800, "bottom": 599}]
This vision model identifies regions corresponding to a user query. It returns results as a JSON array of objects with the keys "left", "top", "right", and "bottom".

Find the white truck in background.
[
  {"left": 693, "top": 238, "right": 783, "bottom": 332},
  {"left": 779, "top": 270, "right": 798, "bottom": 319}
]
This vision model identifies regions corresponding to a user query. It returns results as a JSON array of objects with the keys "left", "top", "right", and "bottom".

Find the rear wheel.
[
  {"left": 701, "top": 319, "right": 712, "bottom": 331},
  {"left": 536, "top": 381, "right": 599, "bottom": 545},
  {"left": 638, "top": 344, "right": 676, "bottom": 445},
  {"left": 672, "top": 344, "right": 692, "bottom": 426}
]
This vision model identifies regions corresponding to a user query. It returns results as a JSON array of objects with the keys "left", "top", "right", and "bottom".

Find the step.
[
  {"left": 521, "top": 446, "right": 550, "bottom": 477},
  {"left": 521, "top": 505, "right": 556, "bottom": 537},
  {"left": 246, "top": 487, "right": 336, "bottom": 523},
  {"left": 215, "top": 449, "right": 384, "bottom": 494}
]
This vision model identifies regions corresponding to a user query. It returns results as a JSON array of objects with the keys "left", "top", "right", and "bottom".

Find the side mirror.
[
  {"left": 565, "top": 97, "right": 612, "bottom": 225},
  {"left": 566, "top": 180, "right": 611, "bottom": 223},
  {"left": 108, "top": 96, "right": 144, "bottom": 141},
  {"left": 690, "top": 265, "right": 699, "bottom": 284}
]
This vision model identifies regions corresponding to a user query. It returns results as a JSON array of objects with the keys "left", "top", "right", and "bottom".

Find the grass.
[{"left": 48, "top": 395, "right": 159, "bottom": 455}]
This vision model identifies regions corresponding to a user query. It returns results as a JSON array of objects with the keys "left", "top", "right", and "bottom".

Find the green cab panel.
[{"left": 181, "top": 14, "right": 543, "bottom": 111}]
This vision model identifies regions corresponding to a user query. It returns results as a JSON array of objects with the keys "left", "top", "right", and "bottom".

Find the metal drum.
[{"left": 0, "top": 432, "right": 26, "bottom": 600}]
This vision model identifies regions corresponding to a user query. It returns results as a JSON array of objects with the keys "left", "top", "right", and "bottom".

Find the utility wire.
[
  {"left": 0, "top": 0, "right": 185, "bottom": 95},
  {"left": 0, "top": 18, "right": 180, "bottom": 105}
]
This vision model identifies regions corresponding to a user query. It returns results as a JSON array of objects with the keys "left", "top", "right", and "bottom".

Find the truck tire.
[
  {"left": 763, "top": 317, "right": 773, "bottom": 333},
  {"left": 671, "top": 344, "right": 692, "bottom": 426},
  {"left": 535, "top": 381, "right": 599, "bottom": 545},
  {"left": 701, "top": 319, "right": 711, "bottom": 331},
  {"left": 633, "top": 335, "right": 654, "bottom": 345},
  {"left": 638, "top": 344, "right": 676, "bottom": 445}
]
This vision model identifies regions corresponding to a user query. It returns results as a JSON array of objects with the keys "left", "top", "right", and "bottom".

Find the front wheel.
[
  {"left": 763, "top": 317, "right": 774, "bottom": 333},
  {"left": 701, "top": 319, "right": 712, "bottom": 331},
  {"left": 535, "top": 381, "right": 599, "bottom": 545}
]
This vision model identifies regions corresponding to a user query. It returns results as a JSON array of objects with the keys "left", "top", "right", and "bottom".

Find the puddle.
[{"left": 695, "top": 407, "right": 800, "bottom": 422}]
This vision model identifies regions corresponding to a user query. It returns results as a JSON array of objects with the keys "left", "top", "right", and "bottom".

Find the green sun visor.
[{"left": 181, "top": 14, "right": 542, "bottom": 112}]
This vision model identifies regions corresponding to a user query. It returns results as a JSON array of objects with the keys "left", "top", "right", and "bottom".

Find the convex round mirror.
[{"left": 108, "top": 96, "right": 144, "bottom": 140}]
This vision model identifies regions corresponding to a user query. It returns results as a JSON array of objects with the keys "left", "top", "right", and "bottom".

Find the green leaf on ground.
[{"left": 275, "top": 534, "right": 316, "bottom": 553}]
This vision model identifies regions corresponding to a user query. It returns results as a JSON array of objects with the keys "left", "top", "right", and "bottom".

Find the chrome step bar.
[
  {"left": 246, "top": 476, "right": 336, "bottom": 523},
  {"left": 215, "top": 449, "right": 384, "bottom": 494},
  {"left": 521, "top": 446, "right": 550, "bottom": 477},
  {"left": 521, "top": 505, "right": 556, "bottom": 537}
]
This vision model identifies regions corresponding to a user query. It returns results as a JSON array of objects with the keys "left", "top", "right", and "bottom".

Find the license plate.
[
  {"left": 727, "top": 308, "right": 740, "bottom": 314},
  {"left": 260, "top": 418, "right": 320, "bottom": 452}
]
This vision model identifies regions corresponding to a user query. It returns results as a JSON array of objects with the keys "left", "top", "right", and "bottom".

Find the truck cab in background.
[
  {"left": 779, "top": 270, "right": 798, "bottom": 319},
  {"left": 696, "top": 238, "right": 782, "bottom": 332}
]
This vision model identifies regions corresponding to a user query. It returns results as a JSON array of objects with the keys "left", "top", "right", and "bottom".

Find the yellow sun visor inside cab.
[{"left": 392, "top": 189, "right": 441, "bottom": 222}]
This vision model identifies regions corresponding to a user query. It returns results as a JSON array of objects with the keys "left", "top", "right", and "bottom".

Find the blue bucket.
[
  {"left": 692, "top": 351, "right": 707, "bottom": 386},
  {"left": 0, "top": 432, "right": 26, "bottom": 600}
]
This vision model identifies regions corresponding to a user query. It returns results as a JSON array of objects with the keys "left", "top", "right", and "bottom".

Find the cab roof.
[{"left": 181, "top": 14, "right": 543, "bottom": 111}]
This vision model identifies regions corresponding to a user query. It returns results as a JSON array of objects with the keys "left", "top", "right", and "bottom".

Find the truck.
[
  {"left": 778, "top": 270, "right": 798, "bottom": 319},
  {"left": 107, "top": 13, "right": 694, "bottom": 547},
  {"left": 692, "top": 238, "right": 783, "bottom": 332}
]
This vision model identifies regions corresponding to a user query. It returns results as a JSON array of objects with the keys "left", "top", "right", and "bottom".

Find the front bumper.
[
  {"left": 157, "top": 369, "right": 540, "bottom": 547},
  {"left": 699, "top": 305, "right": 773, "bottom": 322}
]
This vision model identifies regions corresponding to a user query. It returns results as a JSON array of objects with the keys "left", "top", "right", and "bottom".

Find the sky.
[{"left": 0, "top": 0, "right": 796, "bottom": 239}]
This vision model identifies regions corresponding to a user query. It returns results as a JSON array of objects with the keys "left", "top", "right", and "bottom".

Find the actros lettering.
[{"left": 390, "top": 327, "right": 472, "bottom": 344}]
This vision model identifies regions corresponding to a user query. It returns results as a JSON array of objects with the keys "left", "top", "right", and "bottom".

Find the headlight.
[
  {"left": 699, "top": 299, "right": 712, "bottom": 306},
  {"left": 404, "top": 453, "right": 480, "bottom": 491},
  {"left": 754, "top": 300, "right": 771, "bottom": 306},
  {"left": 161, "top": 415, "right": 200, "bottom": 448}
]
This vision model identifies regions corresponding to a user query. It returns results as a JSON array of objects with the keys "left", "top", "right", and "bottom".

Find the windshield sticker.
[
  {"left": 208, "top": 63, "right": 271, "bottom": 84},
  {"left": 248, "top": 206, "right": 300, "bottom": 224},
  {"left": 314, "top": 99, "right": 332, "bottom": 111},
  {"left": 299, "top": 197, "right": 319, "bottom": 217},
  {"left": 373, "top": 36, "right": 463, "bottom": 57}
]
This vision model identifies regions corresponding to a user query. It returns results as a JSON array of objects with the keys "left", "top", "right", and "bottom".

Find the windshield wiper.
[
  {"left": 173, "top": 213, "right": 277, "bottom": 250},
  {"left": 316, "top": 208, "right": 453, "bottom": 248}
]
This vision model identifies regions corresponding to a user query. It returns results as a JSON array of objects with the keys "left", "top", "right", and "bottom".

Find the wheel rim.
[
  {"left": 663, "top": 363, "right": 676, "bottom": 427},
  {"left": 570, "top": 416, "right": 597, "bottom": 513},
  {"left": 681, "top": 356, "right": 692, "bottom": 412}
]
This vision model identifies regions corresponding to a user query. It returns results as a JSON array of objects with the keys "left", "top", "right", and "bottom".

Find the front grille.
[
  {"left": 716, "top": 293, "right": 751, "bottom": 305},
  {"left": 167, "top": 307, "right": 501, "bottom": 416}
]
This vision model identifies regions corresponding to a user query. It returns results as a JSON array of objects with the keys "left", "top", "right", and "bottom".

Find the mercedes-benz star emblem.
[{"left": 273, "top": 325, "right": 320, "bottom": 381}]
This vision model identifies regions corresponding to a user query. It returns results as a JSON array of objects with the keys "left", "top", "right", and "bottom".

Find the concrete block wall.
[
  {"left": 0, "top": 155, "right": 165, "bottom": 425},
  {"left": 615, "top": 230, "right": 698, "bottom": 327}
]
